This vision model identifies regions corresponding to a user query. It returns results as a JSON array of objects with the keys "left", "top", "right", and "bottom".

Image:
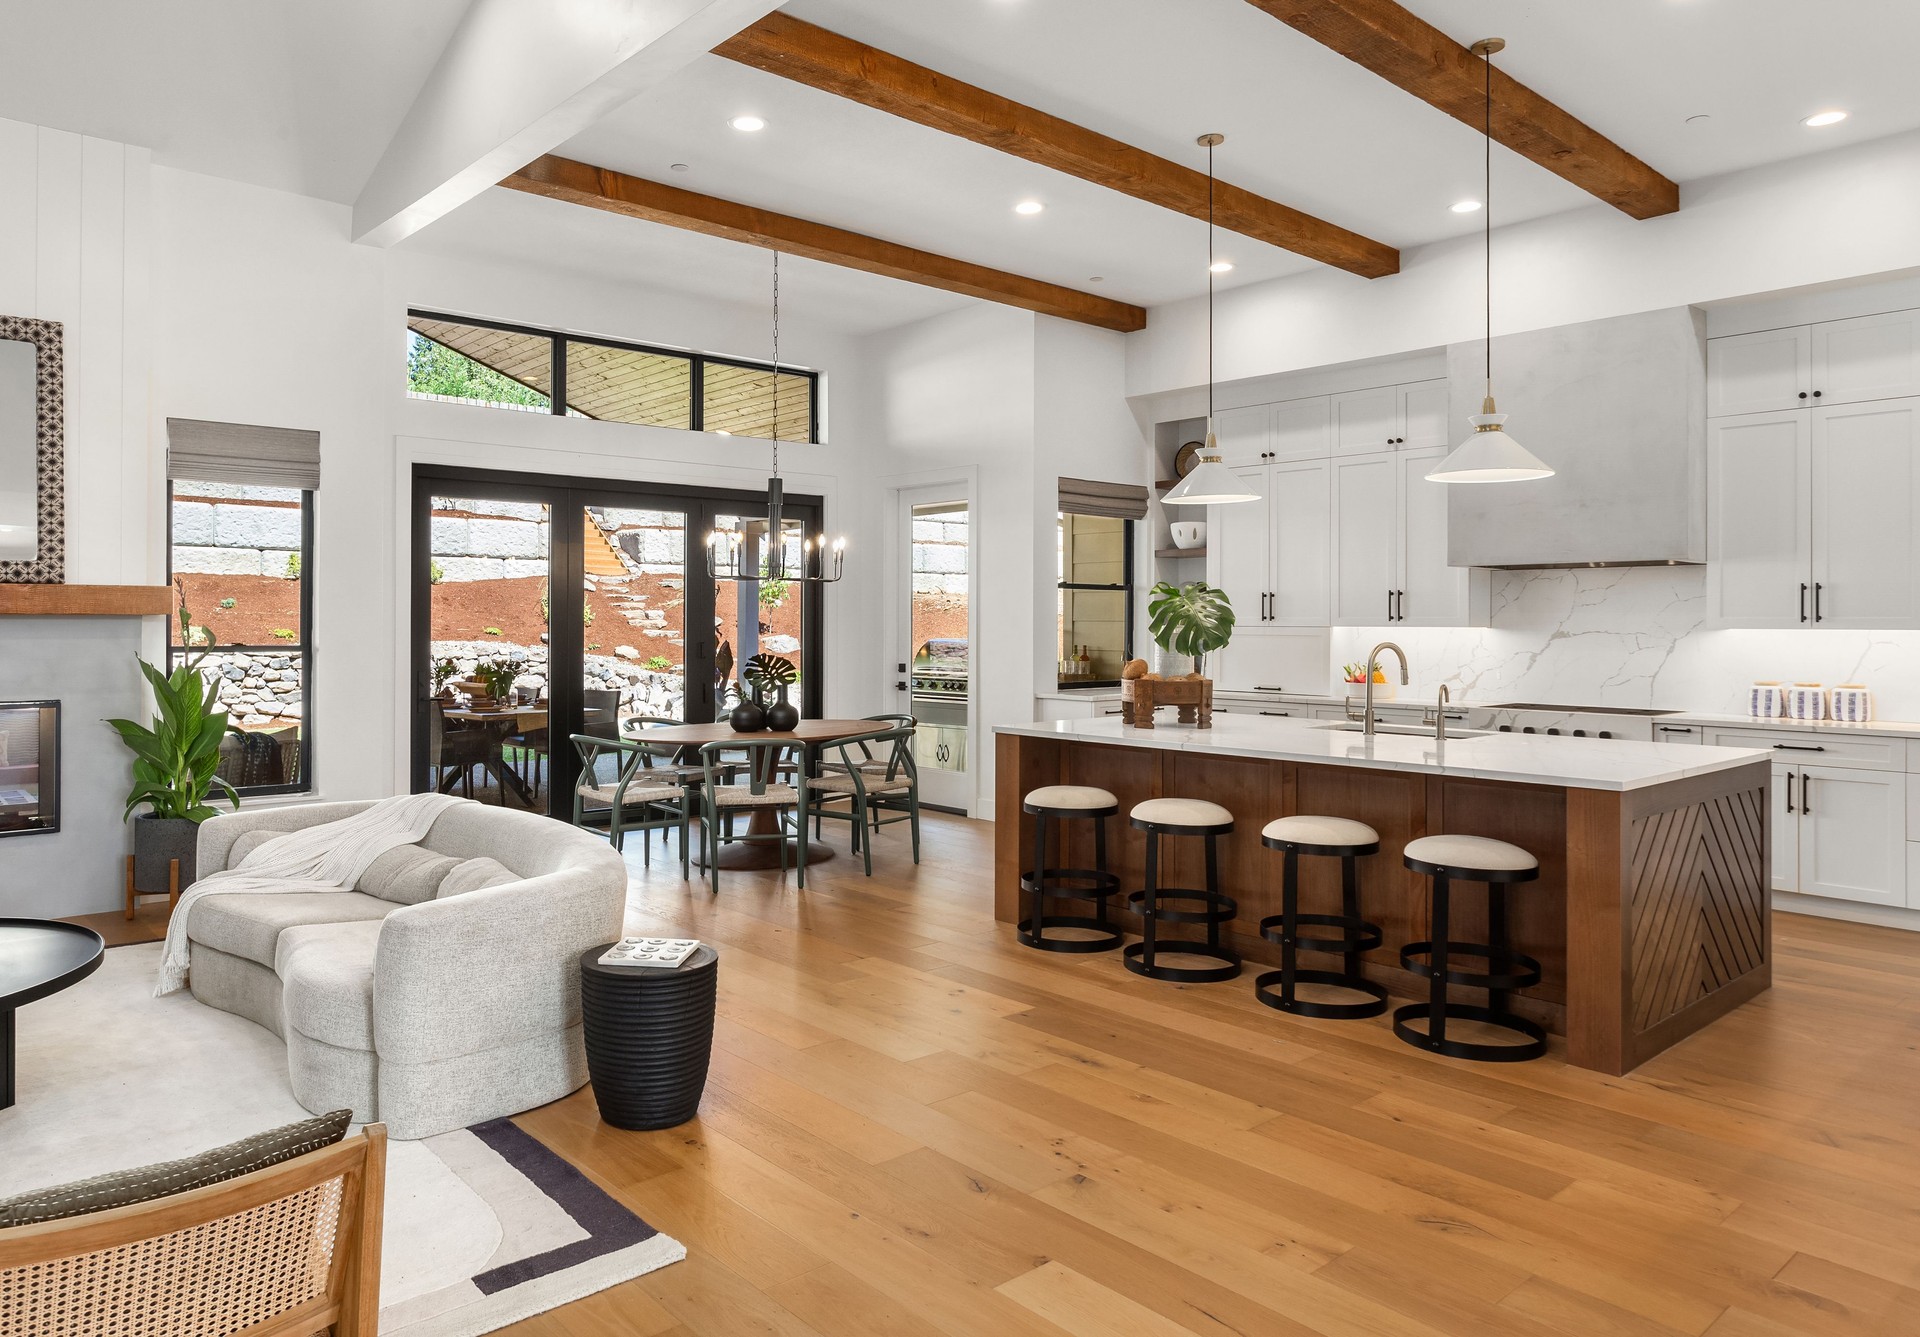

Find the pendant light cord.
[
  {"left": 1483, "top": 47, "right": 1493, "bottom": 399},
  {"left": 770, "top": 250, "right": 781, "bottom": 480},
  {"left": 1207, "top": 139, "right": 1215, "bottom": 427}
]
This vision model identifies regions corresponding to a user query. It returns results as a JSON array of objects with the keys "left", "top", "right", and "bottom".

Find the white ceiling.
[{"left": 3, "top": 0, "right": 1917, "bottom": 332}]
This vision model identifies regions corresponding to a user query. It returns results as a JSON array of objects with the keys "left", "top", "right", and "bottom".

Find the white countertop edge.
[{"left": 1664, "top": 711, "right": 1920, "bottom": 739}]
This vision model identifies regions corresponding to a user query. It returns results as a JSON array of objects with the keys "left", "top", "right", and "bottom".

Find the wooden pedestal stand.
[
  {"left": 1119, "top": 675, "right": 1213, "bottom": 728},
  {"left": 125, "top": 856, "right": 181, "bottom": 921}
]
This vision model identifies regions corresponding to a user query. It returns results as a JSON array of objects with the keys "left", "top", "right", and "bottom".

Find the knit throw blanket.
[{"left": 156, "top": 793, "right": 462, "bottom": 996}]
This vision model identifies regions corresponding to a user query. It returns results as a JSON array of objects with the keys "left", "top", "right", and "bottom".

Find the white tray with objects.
[{"left": 598, "top": 937, "right": 702, "bottom": 970}]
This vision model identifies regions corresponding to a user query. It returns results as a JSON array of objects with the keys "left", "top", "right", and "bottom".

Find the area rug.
[{"left": 0, "top": 941, "right": 684, "bottom": 1336}]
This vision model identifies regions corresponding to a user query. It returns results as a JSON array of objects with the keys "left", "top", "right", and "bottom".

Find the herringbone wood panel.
[
  {"left": 484, "top": 811, "right": 1920, "bottom": 1336},
  {"left": 1629, "top": 786, "right": 1769, "bottom": 1033}
]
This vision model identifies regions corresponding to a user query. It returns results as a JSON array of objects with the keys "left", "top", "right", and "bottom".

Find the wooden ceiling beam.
[
  {"left": 1245, "top": 0, "right": 1678, "bottom": 219},
  {"left": 715, "top": 13, "right": 1399, "bottom": 279},
  {"left": 502, "top": 155, "right": 1147, "bottom": 332}
]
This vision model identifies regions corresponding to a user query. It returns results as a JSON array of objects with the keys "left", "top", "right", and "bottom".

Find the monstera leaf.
[
  {"left": 1147, "top": 581, "right": 1236, "bottom": 662},
  {"left": 743, "top": 653, "right": 798, "bottom": 691}
]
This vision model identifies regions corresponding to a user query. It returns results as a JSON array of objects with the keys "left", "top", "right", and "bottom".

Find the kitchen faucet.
[
  {"left": 1362, "top": 642, "right": 1409, "bottom": 737},
  {"left": 1431, "top": 683, "right": 1451, "bottom": 743}
]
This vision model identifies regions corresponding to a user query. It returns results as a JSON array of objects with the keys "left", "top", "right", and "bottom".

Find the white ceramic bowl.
[{"left": 1170, "top": 522, "right": 1207, "bottom": 550}]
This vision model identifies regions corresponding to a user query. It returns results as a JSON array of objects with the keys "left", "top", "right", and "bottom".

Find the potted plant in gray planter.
[{"left": 106, "top": 584, "right": 240, "bottom": 895}]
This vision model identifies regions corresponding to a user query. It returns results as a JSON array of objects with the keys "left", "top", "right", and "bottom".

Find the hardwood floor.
[{"left": 504, "top": 811, "right": 1920, "bottom": 1337}]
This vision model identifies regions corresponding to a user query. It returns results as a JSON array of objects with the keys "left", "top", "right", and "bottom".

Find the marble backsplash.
[{"left": 1328, "top": 566, "right": 1920, "bottom": 721}]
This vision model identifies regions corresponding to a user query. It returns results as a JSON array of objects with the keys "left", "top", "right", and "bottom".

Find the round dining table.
[{"left": 635, "top": 719, "right": 882, "bottom": 870}]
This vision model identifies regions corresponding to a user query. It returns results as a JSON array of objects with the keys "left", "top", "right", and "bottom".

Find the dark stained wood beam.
[
  {"left": 502, "top": 155, "right": 1146, "bottom": 332},
  {"left": 715, "top": 13, "right": 1399, "bottom": 279},
  {"left": 1245, "top": 0, "right": 1679, "bottom": 219}
]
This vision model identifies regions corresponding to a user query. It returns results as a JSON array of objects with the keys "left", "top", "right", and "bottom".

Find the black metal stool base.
[
  {"left": 1018, "top": 914, "right": 1125, "bottom": 953},
  {"left": 1123, "top": 938, "right": 1241, "bottom": 983},
  {"left": 1392, "top": 1001, "right": 1546, "bottom": 1063},
  {"left": 1400, "top": 941, "right": 1542, "bottom": 992},
  {"left": 1258, "top": 911, "right": 1382, "bottom": 955},
  {"left": 1254, "top": 967, "right": 1387, "bottom": 1019}
]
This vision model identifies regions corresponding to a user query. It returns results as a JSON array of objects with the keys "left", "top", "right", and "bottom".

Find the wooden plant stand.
[
  {"left": 1119, "top": 675, "right": 1213, "bottom": 729},
  {"left": 125, "top": 855, "right": 181, "bottom": 921}
]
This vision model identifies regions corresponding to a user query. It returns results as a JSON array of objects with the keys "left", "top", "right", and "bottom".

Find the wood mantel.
[{"left": 0, "top": 585, "right": 172, "bottom": 616}]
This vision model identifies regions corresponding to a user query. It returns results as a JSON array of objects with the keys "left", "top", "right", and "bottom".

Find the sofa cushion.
[
  {"left": 228, "top": 828, "right": 282, "bottom": 866},
  {"left": 0, "top": 1109, "right": 352, "bottom": 1228},
  {"left": 278, "top": 920, "right": 384, "bottom": 1050},
  {"left": 358, "top": 844, "right": 463, "bottom": 906},
  {"left": 438, "top": 856, "right": 520, "bottom": 899},
  {"left": 188, "top": 891, "right": 393, "bottom": 969}
]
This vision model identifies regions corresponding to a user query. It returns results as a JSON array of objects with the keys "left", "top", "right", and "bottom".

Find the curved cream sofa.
[{"left": 185, "top": 799, "right": 627, "bottom": 1140}]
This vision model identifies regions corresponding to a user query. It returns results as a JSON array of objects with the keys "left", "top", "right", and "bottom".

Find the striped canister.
[
  {"left": 1749, "top": 682, "right": 1787, "bottom": 719},
  {"left": 1830, "top": 684, "right": 1874, "bottom": 723},
  {"left": 1787, "top": 683, "right": 1828, "bottom": 722}
]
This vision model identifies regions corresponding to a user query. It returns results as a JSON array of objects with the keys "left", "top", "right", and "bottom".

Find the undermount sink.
[{"left": 1308, "top": 721, "right": 1493, "bottom": 739}]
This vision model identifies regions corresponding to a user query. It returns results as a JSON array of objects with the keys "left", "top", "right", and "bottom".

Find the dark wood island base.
[{"left": 995, "top": 731, "right": 1771, "bottom": 1075}]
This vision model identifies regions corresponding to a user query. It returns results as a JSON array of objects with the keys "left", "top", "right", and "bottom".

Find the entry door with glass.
[{"left": 897, "top": 492, "right": 972, "bottom": 811}]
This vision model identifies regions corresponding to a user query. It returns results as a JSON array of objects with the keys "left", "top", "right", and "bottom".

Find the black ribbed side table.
[{"left": 579, "top": 943, "right": 718, "bottom": 1130}]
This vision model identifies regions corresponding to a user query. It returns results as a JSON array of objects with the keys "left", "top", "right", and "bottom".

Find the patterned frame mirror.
[{"left": 0, "top": 315, "right": 63, "bottom": 584}]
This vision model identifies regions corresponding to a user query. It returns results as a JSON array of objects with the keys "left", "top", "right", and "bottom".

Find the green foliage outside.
[
  {"left": 285, "top": 552, "right": 301, "bottom": 580},
  {"left": 643, "top": 655, "right": 674, "bottom": 672},
  {"left": 218, "top": 597, "right": 236, "bottom": 609},
  {"left": 429, "top": 560, "right": 444, "bottom": 585},
  {"left": 269, "top": 628, "right": 297, "bottom": 641},
  {"left": 408, "top": 333, "right": 549, "bottom": 409}
]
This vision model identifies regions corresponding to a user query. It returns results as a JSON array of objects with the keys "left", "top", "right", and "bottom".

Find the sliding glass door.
[{"left": 410, "top": 465, "right": 824, "bottom": 817}]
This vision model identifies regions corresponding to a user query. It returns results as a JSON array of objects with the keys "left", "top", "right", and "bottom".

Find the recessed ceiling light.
[
  {"left": 669, "top": 162, "right": 691, "bottom": 172},
  {"left": 1087, "top": 276, "right": 1104, "bottom": 283},
  {"left": 1451, "top": 199, "right": 1483, "bottom": 213},
  {"left": 1014, "top": 200, "right": 1044, "bottom": 215},
  {"left": 1802, "top": 110, "right": 1848, "bottom": 128},
  {"left": 1208, "top": 260, "right": 1234, "bottom": 274},
  {"left": 729, "top": 115, "right": 767, "bottom": 132}
]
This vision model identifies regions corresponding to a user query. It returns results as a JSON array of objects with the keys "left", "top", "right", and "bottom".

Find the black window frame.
[
  {"left": 1055, "top": 513, "right": 1136, "bottom": 690},
  {"left": 164, "top": 483, "right": 317, "bottom": 798},
  {"left": 405, "top": 309, "right": 822, "bottom": 444}
]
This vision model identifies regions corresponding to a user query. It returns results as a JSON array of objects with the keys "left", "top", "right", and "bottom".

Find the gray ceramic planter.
[{"left": 133, "top": 814, "right": 200, "bottom": 894}]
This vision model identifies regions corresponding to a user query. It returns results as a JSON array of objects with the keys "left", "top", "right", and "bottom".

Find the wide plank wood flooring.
[{"left": 97, "top": 810, "right": 1920, "bottom": 1334}]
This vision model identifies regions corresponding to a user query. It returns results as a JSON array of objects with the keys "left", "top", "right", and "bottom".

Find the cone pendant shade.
[
  {"left": 1163, "top": 430, "right": 1262, "bottom": 504},
  {"left": 1427, "top": 397, "right": 1554, "bottom": 483}
]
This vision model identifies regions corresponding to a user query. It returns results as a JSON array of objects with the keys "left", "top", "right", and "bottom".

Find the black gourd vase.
[
  {"left": 763, "top": 686, "right": 799, "bottom": 733},
  {"left": 729, "top": 697, "right": 766, "bottom": 733}
]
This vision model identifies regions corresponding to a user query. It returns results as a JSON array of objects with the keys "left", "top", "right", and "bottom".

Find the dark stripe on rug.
[{"left": 466, "top": 1117, "right": 658, "bottom": 1295}]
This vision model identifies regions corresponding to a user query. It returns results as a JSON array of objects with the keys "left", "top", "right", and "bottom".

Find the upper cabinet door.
[
  {"left": 1267, "top": 459, "right": 1330, "bottom": 625},
  {"left": 1208, "top": 404, "right": 1271, "bottom": 469},
  {"left": 1398, "top": 381, "right": 1451, "bottom": 451},
  {"left": 1811, "top": 310, "right": 1920, "bottom": 407},
  {"left": 1708, "top": 327, "right": 1811, "bottom": 417},
  {"left": 1395, "top": 448, "right": 1478, "bottom": 627},
  {"left": 1206, "top": 466, "right": 1271, "bottom": 624},
  {"left": 1268, "top": 396, "right": 1332, "bottom": 462},
  {"left": 1332, "top": 386, "right": 1401, "bottom": 454},
  {"left": 1330, "top": 453, "right": 1398, "bottom": 626},
  {"left": 1706, "top": 411, "right": 1811, "bottom": 629},
  {"left": 1810, "top": 398, "right": 1920, "bottom": 628}
]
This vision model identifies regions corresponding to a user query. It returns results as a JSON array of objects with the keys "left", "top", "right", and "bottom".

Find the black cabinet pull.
[
  {"left": 1785, "top": 771, "right": 1795, "bottom": 814},
  {"left": 1799, "top": 391, "right": 1809, "bottom": 400},
  {"left": 1386, "top": 589, "right": 1393, "bottom": 622},
  {"left": 1771, "top": 743, "right": 1826, "bottom": 752},
  {"left": 1801, "top": 771, "right": 1813, "bottom": 813},
  {"left": 1259, "top": 710, "right": 1291, "bottom": 717},
  {"left": 1658, "top": 725, "right": 1694, "bottom": 734},
  {"left": 1800, "top": 583, "right": 1808, "bottom": 623},
  {"left": 1814, "top": 583, "right": 1824, "bottom": 621},
  {"left": 1813, "top": 390, "right": 1823, "bottom": 398}
]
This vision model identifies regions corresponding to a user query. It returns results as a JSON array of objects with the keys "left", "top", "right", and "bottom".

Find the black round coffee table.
[
  {"left": 578, "top": 943, "right": 718, "bottom": 1130},
  {"left": 1, "top": 918, "right": 106, "bottom": 1109}
]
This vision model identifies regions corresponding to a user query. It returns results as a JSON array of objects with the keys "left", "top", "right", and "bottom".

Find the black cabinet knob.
[
  {"left": 1813, "top": 390, "right": 1822, "bottom": 397},
  {"left": 1799, "top": 392, "right": 1809, "bottom": 399}
]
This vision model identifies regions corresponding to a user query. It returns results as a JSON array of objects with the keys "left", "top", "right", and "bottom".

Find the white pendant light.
[
  {"left": 1428, "top": 38, "right": 1554, "bottom": 486},
  {"left": 1165, "top": 133, "right": 1260, "bottom": 507}
]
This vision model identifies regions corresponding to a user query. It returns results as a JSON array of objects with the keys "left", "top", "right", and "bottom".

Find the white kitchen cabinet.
[
  {"left": 1209, "top": 405, "right": 1271, "bottom": 468},
  {"left": 1708, "top": 327, "right": 1810, "bottom": 416},
  {"left": 1209, "top": 464, "right": 1270, "bottom": 622},
  {"left": 1708, "top": 398, "right": 1920, "bottom": 629},
  {"left": 1400, "top": 381, "right": 1451, "bottom": 450},
  {"left": 1209, "top": 460, "right": 1328, "bottom": 628},
  {"left": 1811, "top": 310, "right": 1920, "bottom": 406},
  {"left": 1269, "top": 397, "right": 1333, "bottom": 461},
  {"left": 1795, "top": 765, "right": 1908, "bottom": 906},
  {"left": 1331, "top": 449, "right": 1485, "bottom": 628},
  {"left": 1332, "top": 386, "right": 1399, "bottom": 454}
]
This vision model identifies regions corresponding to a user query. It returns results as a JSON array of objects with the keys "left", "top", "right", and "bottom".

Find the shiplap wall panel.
[
  {"left": 0, "top": 119, "right": 35, "bottom": 314},
  {"left": 123, "top": 145, "right": 155, "bottom": 586},
  {"left": 76, "top": 134, "right": 127, "bottom": 584}
]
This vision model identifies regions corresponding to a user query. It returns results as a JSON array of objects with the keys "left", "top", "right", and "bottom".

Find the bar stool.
[
  {"left": 1124, "top": 798, "right": 1240, "bottom": 983},
  {"left": 1019, "top": 785, "right": 1123, "bottom": 953},
  {"left": 1255, "top": 816, "right": 1388, "bottom": 1019},
  {"left": 1394, "top": 834, "right": 1546, "bottom": 1063}
]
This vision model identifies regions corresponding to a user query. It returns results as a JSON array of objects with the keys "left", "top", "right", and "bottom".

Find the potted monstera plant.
[
  {"left": 1147, "top": 580, "right": 1236, "bottom": 676},
  {"left": 106, "top": 583, "right": 240, "bottom": 895}
]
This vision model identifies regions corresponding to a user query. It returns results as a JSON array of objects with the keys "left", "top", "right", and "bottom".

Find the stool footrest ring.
[
  {"left": 1020, "top": 868, "right": 1121, "bottom": 899},
  {"left": 1017, "top": 915, "right": 1125, "bottom": 954},
  {"left": 1126, "top": 888, "right": 1238, "bottom": 926},
  {"left": 1257, "top": 912, "right": 1382, "bottom": 955},
  {"left": 1392, "top": 1001, "right": 1546, "bottom": 1063},
  {"left": 1253, "top": 968, "right": 1388, "bottom": 1020},
  {"left": 1123, "top": 939, "right": 1241, "bottom": 983},
  {"left": 1399, "top": 941, "right": 1542, "bottom": 992}
]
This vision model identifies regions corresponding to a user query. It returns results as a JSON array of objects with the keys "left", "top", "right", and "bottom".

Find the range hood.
[{"left": 1445, "top": 307, "right": 1706, "bottom": 569}]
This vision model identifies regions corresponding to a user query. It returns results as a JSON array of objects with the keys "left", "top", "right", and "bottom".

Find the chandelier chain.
[
  {"left": 1484, "top": 46, "right": 1493, "bottom": 396},
  {"left": 771, "top": 250, "right": 781, "bottom": 478},
  {"left": 1207, "top": 139, "right": 1215, "bottom": 425}
]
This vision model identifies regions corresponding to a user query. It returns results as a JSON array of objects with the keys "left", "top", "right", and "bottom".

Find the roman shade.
[
  {"left": 1058, "top": 477, "right": 1149, "bottom": 521},
  {"left": 166, "top": 418, "right": 321, "bottom": 490}
]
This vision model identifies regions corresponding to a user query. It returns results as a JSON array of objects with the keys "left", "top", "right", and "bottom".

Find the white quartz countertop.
[
  {"left": 995, "top": 715, "right": 1771, "bottom": 792},
  {"left": 1664, "top": 712, "right": 1920, "bottom": 739}
]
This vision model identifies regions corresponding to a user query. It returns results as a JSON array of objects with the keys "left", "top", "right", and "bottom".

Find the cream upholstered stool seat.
[
  {"left": 1019, "top": 785, "right": 1123, "bottom": 954},
  {"left": 1396, "top": 833, "right": 1545, "bottom": 1063},
  {"left": 1255, "top": 814, "right": 1388, "bottom": 1020},
  {"left": 1124, "top": 797, "right": 1239, "bottom": 984}
]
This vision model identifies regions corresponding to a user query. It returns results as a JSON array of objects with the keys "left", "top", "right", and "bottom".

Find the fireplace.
[{"left": 0, "top": 699, "right": 59, "bottom": 836}]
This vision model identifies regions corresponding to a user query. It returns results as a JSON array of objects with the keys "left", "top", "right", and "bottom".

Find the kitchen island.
[{"left": 994, "top": 716, "right": 1773, "bottom": 1075}]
